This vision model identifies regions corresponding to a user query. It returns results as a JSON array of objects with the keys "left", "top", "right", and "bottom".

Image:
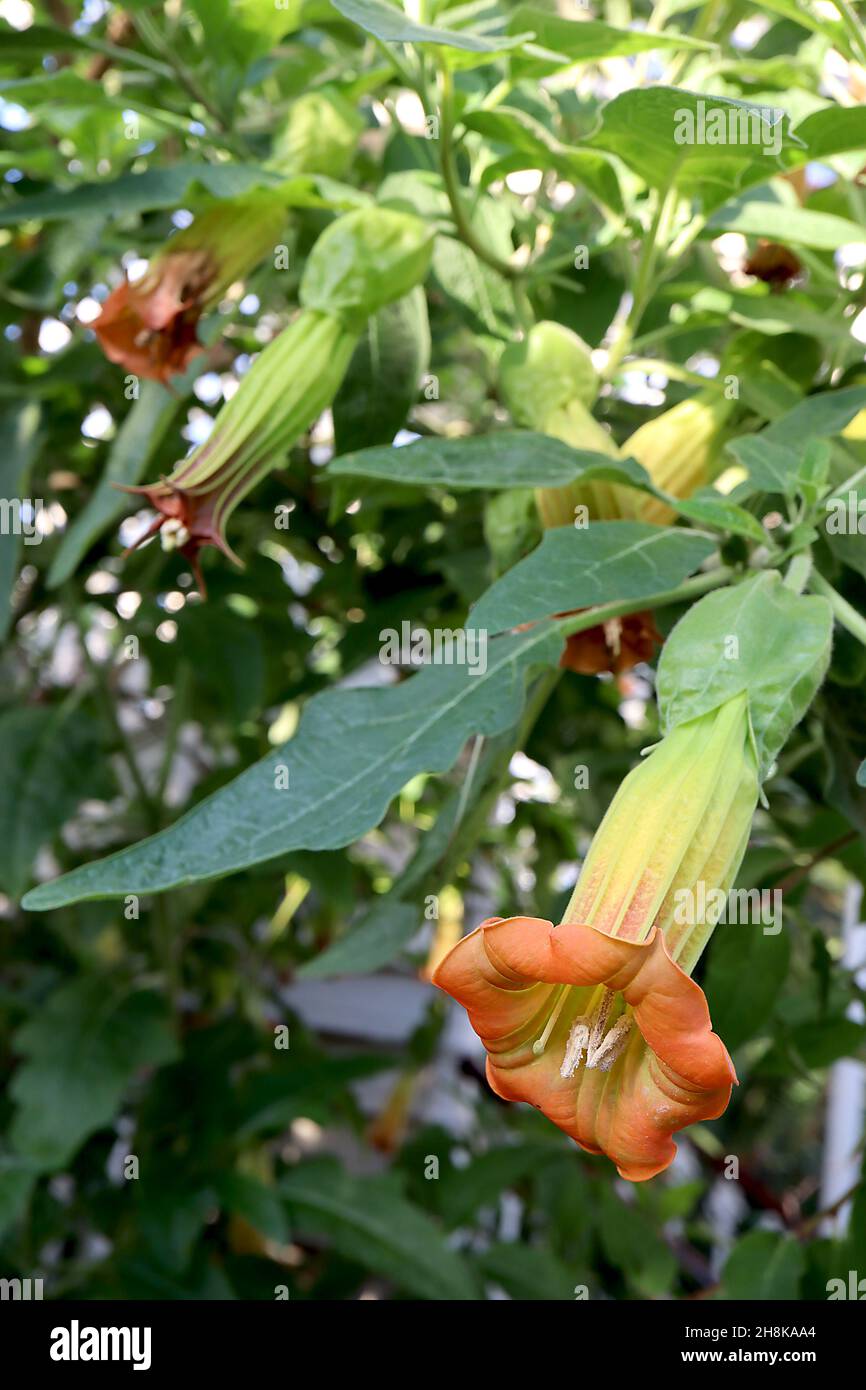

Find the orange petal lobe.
[{"left": 433, "top": 915, "right": 735, "bottom": 1181}]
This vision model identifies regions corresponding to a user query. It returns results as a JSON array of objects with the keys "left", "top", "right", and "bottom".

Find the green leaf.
[
  {"left": 468, "top": 522, "right": 717, "bottom": 635},
  {"left": 282, "top": 1159, "right": 478, "bottom": 1299},
  {"left": 764, "top": 387, "right": 866, "bottom": 449},
  {"left": 597, "top": 1186, "right": 676, "bottom": 1296},
  {"left": 432, "top": 223, "right": 516, "bottom": 336},
  {"left": 298, "top": 900, "right": 420, "bottom": 978},
  {"left": 657, "top": 571, "right": 833, "bottom": 778},
  {"left": 333, "top": 287, "right": 430, "bottom": 455},
  {"left": 0, "top": 162, "right": 350, "bottom": 227},
  {"left": 47, "top": 381, "right": 183, "bottom": 589},
  {"left": 10, "top": 980, "right": 179, "bottom": 1170},
  {"left": 329, "top": 0, "right": 527, "bottom": 61},
  {"left": 22, "top": 622, "right": 565, "bottom": 907},
  {"left": 707, "top": 198, "right": 865, "bottom": 250},
  {"left": 187, "top": 0, "right": 293, "bottom": 66},
  {"left": 587, "top": 87, "right": 802, "bottom": 200},
  {"left": 0, "top": 401, "right": 41, "bottom": 642},
  {"left": 704, "top": 921, "right": 791, "bottom": 1050},
  {"left": 461, "top": 106, "right": 623, "bottom": 212},
  {"left": 506, "top": 6, "right": 712, "bottom": 76},
  {"left": 671, "top": 495, "right": 767, "bottom": 543},
  {"left": 726, "top": 435, "right": 805, "bottom": 496},
  {"left": 434, "top": 1142, "right": 563, "bottom": 1226},
  {"left": 722, "top": 1232, "right": 805, "bottom": 1300},
  {"left": 329, "top": 430, "right": 654, "bottom": 492},
  {"left": 793, "top": 106, "right": 866, "bottom": 163},
  {"left": 475, "top": 1242, "right": 577, "bottom": 1300},
  {"left": 757, "top": 0, "right": 854, "bottom": 59},
  {"left": 299, "top": 206, "right": 433, "bottom": 325},
  {"left": 0, "top": 705, "right": 112, "bottom": 900},
  {"left": 794, "top": 1018, "right": 866, "bottom": 1068}
]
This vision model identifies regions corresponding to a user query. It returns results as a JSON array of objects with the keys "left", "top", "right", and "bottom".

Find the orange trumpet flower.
[{"left": 434, "top": 693, "right": 758, "bottom": 1180}]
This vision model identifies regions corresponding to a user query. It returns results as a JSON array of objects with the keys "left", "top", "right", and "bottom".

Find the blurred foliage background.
[{"left": 1, "top": 0, "right": 866, "bottom": 1301}]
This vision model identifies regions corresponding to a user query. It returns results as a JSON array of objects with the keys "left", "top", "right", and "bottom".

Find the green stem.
[
  {"left": 556, "top": 564, "right": 735, "bottom": 641},
  {"left": 824, "top": 460, "right": 866, "bottom": 500},
  {"left": 783, "top": 551, "right": 812, "bottom": 593},
  {"left": 836, "top": 0, "right": 866, "bottom": 69},
  {"left": 808, "top": 570, "right": 866, "bottom": 648},
  {"left": 604, "top": 187, "right": 678, "bottom": 379},
  {"left": 438, "top": 64, "right": 521, "bottom": 281}
]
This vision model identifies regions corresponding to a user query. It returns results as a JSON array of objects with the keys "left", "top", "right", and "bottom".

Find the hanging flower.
[
  {"left": 123, "top": 206, "right": 434, "bottom": 591},
  {"left": 433, "top": 694, "right": 759, "bottom": 1181},
  {"left": 94, "top": 193, "right": 287, "bottom": 383},
  {"left": 558, "top": 609, "right": 662, "bottom": 676}
]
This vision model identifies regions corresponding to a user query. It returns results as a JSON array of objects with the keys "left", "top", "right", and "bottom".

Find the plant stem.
[
  {"left": 438, "top": 64, "right": 521, "bottom": 281},
  {"left": 808, "top": 570, "right": 866, "bottom": 648},
  {"left": 556, "top": 564, "right": 735, "bottom": 641},
  {"left": 836, "top": 0, "right": 866, "bottom": 70},
  {"left": 604, "top": 187, "right": 677, "bottom": 378},
  {"left": 783, "top": 550, "right": 812, "bottom": 593}
]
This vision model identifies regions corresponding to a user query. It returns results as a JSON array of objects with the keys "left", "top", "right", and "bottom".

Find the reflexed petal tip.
[{"left": 432, "top": 915, "right": 736, "bottom": 1182}]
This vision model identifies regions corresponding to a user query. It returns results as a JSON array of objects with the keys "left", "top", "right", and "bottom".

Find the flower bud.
[
  {"left": 271, "top": 87, "right": 363, "bottom": 179},
  {"left": 499, "top": 321, "right": 635, "bottom": 526},
  {"left": 625, "top": 389, "right": 733, "bottom": 524}
]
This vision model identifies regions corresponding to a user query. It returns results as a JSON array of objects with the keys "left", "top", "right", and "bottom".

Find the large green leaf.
[
  {"left": 793, "top": 106, "right": 866, "bottom": 163},
  {"left": 707, "top": 199, "right": 865, "bottom": 249},
  {"left": 282, "top": 1160, "right": 478, "bottom": 1299},
  {"left": 10, "top": 979, "right": 178, "bottom": 1170},
  {"left": 22, "top": 622, "right": 564, "bottom": 907},
  {"left": 587, "top": 87, "right": 802, "bottom": 201},
  {"left": 329, "top": 431, "right": 654, "bottom": 492},
  {"left": 467, "top": 522, "right": 717, "bottom": 634},
  {"left": 506, "top": 6, "right": 712, "bottom": 76},
  {"left": 329, "top": 0, "right": 526, "bottom": 61},
  {"left": 657, "top": 572, "right": 833, "bottom": 777}
]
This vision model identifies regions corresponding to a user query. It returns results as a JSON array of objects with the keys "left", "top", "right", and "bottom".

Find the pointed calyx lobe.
[{"left": 434, "top": 694, "right": 759, "bottom": 1181}]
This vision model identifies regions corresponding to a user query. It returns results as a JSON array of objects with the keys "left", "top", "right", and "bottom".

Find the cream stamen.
[{"left": 532, "top": 986, "right": 569, "bottom": 1056}]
